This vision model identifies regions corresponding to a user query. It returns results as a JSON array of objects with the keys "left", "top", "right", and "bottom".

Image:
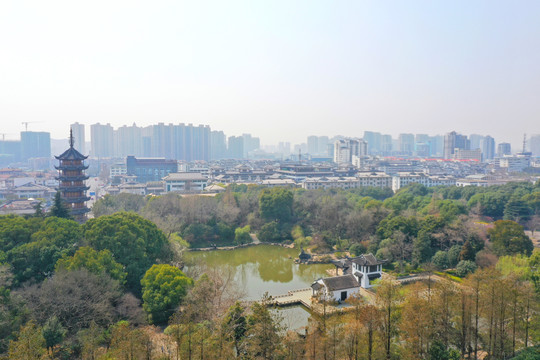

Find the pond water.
[{"left": 184, "top": 245, "right": 333, "bottom": 330}]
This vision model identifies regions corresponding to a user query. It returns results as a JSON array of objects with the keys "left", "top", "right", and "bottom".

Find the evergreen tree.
[
  {"left": 33, "top": 201, "right": 45, "bottom": 218},
  {"left": 49, "top": 191, "right": 72, "bottom": 219}
]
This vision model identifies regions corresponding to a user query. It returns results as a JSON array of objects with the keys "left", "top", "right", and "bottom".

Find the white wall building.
[
  {"left": 391, "top": 172, "right": 455, "bottom": 192},
  {"left": 163, "top": 172, "right": 208, "bottom": 193},
  {"left": 311, "top": 254, "right": 383, "bottom": 302}
]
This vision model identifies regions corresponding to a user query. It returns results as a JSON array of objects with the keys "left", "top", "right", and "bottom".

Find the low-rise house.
[
  {"left": 163, "top": 172, "right": 208, "bottom": 193},
  {"left": 311, "top": 254, "right": 383, "bottom": 302},
  {"left": 0, "top": 199, "right": 42, "bottom": 215}
]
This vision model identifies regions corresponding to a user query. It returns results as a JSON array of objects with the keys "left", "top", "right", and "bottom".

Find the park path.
[{"left": 250, "top": 233, "right": 260, "bottom": 244}]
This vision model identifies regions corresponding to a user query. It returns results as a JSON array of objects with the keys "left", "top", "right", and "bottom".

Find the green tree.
[
  {"left": 259, "top": 188, "right": 294, "bottom": 223},
  {"left": 428, "top": 340, "right": 460, "bottom": 360},
  {"left": 504, "top": 197, "right": 532, "bottom": 222},
  {"left": 223, "top": 302, "right": 248, "bottom": 355},
  {"left": 455, "top": 260, "right": 477, "bottom": 277},
  {"left": 49, "top": 191, "right": 72, "bottom": 219},
  {"left": 8, "top": 217, "right": 81, "bottom": 284},
  {"left": 447, "top": 244, "right": 462, "bottom": 267},
  {"left": 55, "top": 246, "right": 127, "bottom": 284},
  {"left": 459, "top": 240, "right": 475, "bottom": 262},
  {"left": 488, "top": 220, "right": 534, "bottom": 256},
  {"left": 246, "top": 294, "right": 282, "bottom": 359},
  {"left": 141, "top": 264, "right": 193, "bottom": 325},
  {"left": 33, "top": 201, "right": 45, "bottom": 218},
  {"left": 0, "top": 215, "right": 42, "bottom": 254},
  {"left": 432, "top": 251, "right": 449, "bottom": 270},
  {"left": 234, "top": 225, "right": 252, "bottom": 245},
  {"left": 82, "top": 212, "right": 171, "bottom": 294},
  {"left": 8, "top": 320, "right": 47, "bottom": 360},
  {"left": 258, "top": 221, "right": 281, "bottom": 242},
  {"left": 42, "top": 316, "right": 66, "bottom": 355}
]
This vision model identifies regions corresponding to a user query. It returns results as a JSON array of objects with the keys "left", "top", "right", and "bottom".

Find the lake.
[{"left": 184, "top": 244, "right": 333, "bottom": 330}]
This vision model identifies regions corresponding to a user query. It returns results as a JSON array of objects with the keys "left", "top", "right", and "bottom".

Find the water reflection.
[{"left": 184, "top": 245, "right": 332, "bottom": 300}]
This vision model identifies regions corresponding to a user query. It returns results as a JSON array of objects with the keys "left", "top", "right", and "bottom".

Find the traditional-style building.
[
  {"left": 55, "top": 131, "right": 90, "bottom": 222},
  {"left": 311, "top": 253, "right": 384, "bottom": 302}
]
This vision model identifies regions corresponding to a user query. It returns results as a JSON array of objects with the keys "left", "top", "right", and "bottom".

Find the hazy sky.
[{"left": 1, "top": 1, "right": 539, "bottom": 148}]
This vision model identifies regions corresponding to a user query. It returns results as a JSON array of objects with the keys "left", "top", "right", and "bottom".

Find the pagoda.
[{"left": 55, "top": 129, "right": 90, "bottom": 222}]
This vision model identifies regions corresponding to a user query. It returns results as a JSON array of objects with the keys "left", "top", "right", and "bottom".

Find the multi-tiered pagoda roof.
[{"left": 55, "top": 130, "right": 90, "bottom": 220}]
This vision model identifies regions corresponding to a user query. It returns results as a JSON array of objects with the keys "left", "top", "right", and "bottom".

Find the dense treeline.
[
  {"left": 93, "top": 181, "right": 538, "bottom": 271},
  {"left": 4, "top": 262, "right": 539, "bottom": 359},
  {"left": 0, "top": 182, "right": 539, "bottom": 358}
]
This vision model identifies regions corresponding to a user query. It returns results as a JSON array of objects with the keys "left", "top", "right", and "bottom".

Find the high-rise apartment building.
[
  {"left": 497, "top": 142, "right": 511, "bottom": 157},
  {"left": 21, "top": 131, "right": 51, "bottom": 161},
  {"left": 228, "top": 136, "right": 244, "bottom": 159},
  {"left": 211, "top": 131, "right": 227, "bottom": 160},
  {"left": 398, "top": 133, "right": 415, "bottom": 155},
  {"left": 443, "top": 131, "right": 470, "bottom": 159},
  {"left": 307, "top": 136, "right": 318, "bottom": 155},
  {"left": 115, "top": 123, "right": 143, "bottom": 157},
  {"left": 307, "top": 135, "right": 330, "bottom": 156},
  {"left": 363, "top": 131, "right": 382, "bottom": 155},
  {"left": 381, "top": 135, "right": 393, "bottom": 155},
  {"left": 90, "top": 123, "right": 114, "bottom": 158},
  {"left": 242, "top": 133, "right": 260, "bottom": 158},
  {"left": 70, "top": 122, "right": 85, "bottom": 154},
  {"left": 317, "top": 136, "right": 329, "bottom": 155},
  {"left": 334, "top": 138, "right": 367, "bottom": 165}
]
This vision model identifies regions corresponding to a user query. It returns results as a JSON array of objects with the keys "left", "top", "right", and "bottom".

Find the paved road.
[{"left": 85, "top": 177, "right": 104, "bottom": 216}]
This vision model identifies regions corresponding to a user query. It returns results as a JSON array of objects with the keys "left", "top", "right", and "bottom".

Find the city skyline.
[{"left": 1, "top": 1, "right": 539, "bottom": 148}]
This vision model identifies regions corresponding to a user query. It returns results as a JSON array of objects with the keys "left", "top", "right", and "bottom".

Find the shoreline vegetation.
[{"left": 1, "top": 182, "right": 539, "bottom": 359}]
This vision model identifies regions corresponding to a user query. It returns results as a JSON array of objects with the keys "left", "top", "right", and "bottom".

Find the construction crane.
[
  {"left": 21, "top": 121, "right": 42, "bottom": 132},
  {"left": 0, "top": 133, "right": 13, "bottom": 141}
]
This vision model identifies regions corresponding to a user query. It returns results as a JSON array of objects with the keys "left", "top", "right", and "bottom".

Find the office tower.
[
  {"left": 481, "top": 135, "right": 495, "bottom": 161},
  {"left": 364, "top": 131, "right": 382, "bottom": 155},
  {"left": 469, "top": 134, "right": 483, "bottom": 151},
  {"left": 70, "top": 122, "right": 85, "bottom": 154},
  {"left": 497, "top": 142, "right": 511, "bottom": 157},
  {"left": 211, "top": 131, "right": 227, "bottom": 160},
  {"left": 443, "top": 131, "right": 470, "bottom": 159},
  {"left": 90, "top": 123, "right": 114, "bottom": 158},
  {"left": 228, "top": 136, "right": 244, "bottom": 159},
  {"left": 398, "top": 133, "right": 415, "bottom": 155},
  {"left": 529, "top": 135, "right": 540, "bottom": 156},
  {"left": 21, "top": 131, "right": 51, "bottom": 161},
  {"left": 307, "top": 136, "right": 318, "bottom": 155},
  {"left": 55, "top": 131, "right": 90, "bottom": 222}
]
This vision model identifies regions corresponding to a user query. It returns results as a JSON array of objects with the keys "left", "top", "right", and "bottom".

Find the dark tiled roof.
[
  {"left": 321, "top": 274, "right": 360, "bottom": 291},
  {"left": 55, "top": 147, "right": 88, "bottom": 160},
  {"left": 331, "top": 259, "right": 351, "bottom": 269},
  {"left": 351, "top": 253, "right": 382, "bottom": 266}
]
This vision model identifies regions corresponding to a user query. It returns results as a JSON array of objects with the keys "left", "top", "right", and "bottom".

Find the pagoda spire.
[{"left": 69, "top": 128, "right": 74, "bottom": 148}]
